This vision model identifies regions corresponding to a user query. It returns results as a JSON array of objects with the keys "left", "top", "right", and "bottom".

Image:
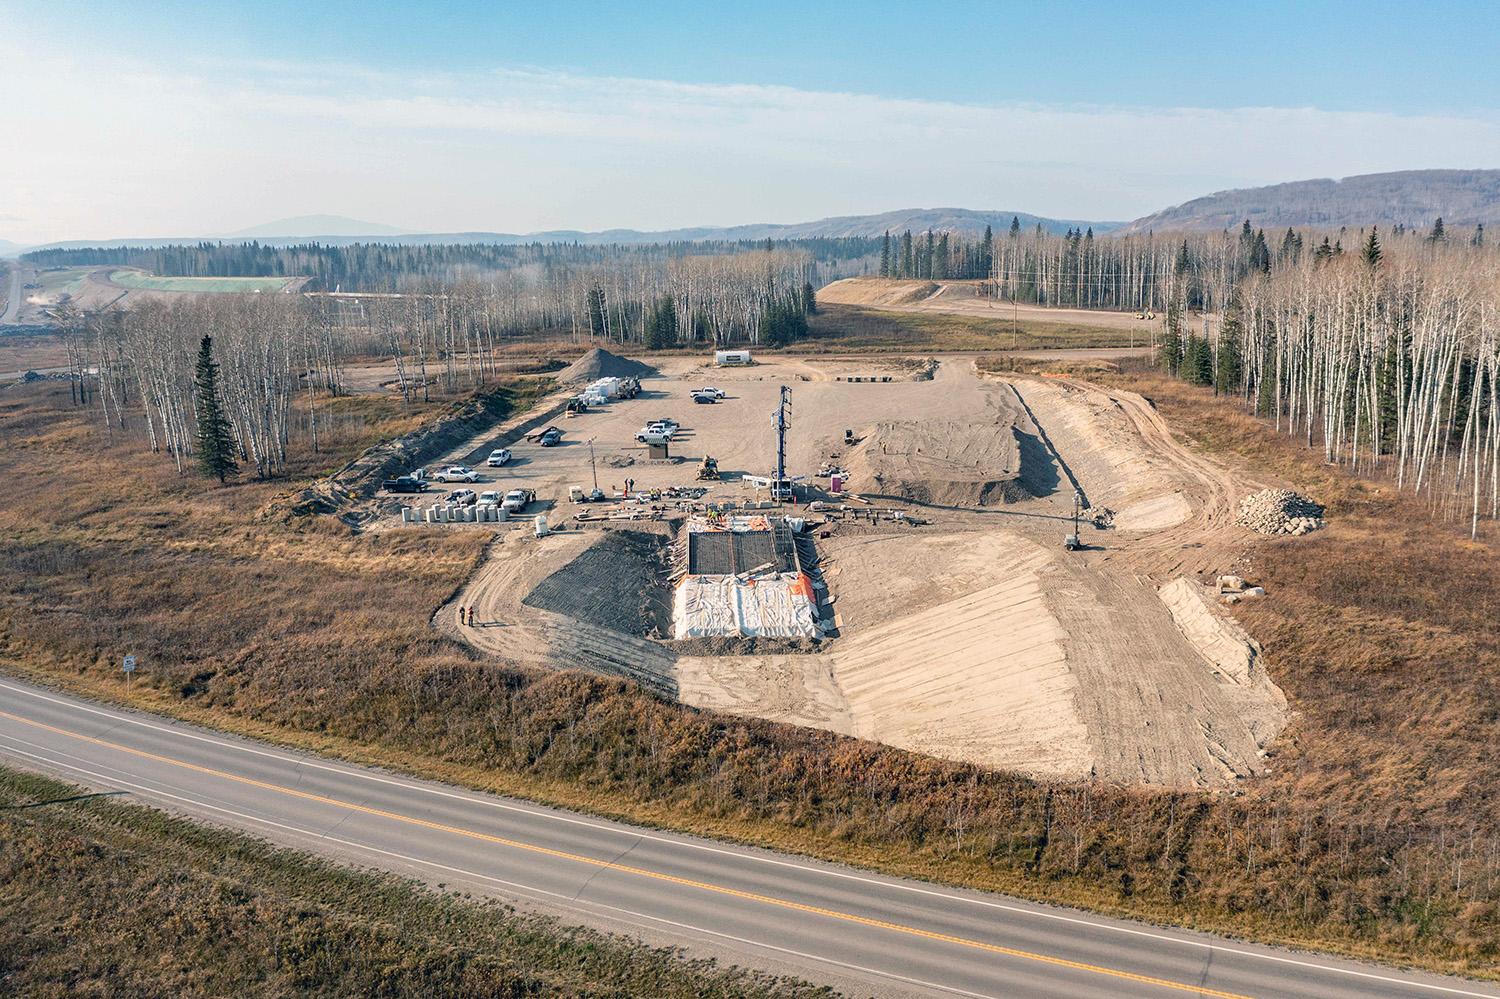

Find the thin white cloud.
[{"left": 2, "top": 36, "right": 1498, "bottom": 244}]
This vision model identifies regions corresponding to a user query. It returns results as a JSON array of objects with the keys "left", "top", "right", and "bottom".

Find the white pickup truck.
[{"left": 500, "top": 488, "right": 536, "bottom": 514}]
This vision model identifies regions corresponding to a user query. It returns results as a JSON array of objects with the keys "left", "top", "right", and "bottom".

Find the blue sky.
[{"left": 4, "top": 1, "right": 1500, "bottom": 242}]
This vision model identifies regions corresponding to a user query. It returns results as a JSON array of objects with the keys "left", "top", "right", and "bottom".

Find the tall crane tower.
[{"left": 771, "top": 384, "right": 792, "bottom": 503}]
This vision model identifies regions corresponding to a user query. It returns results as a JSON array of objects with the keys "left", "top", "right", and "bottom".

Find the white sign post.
[{"left": 122, "top": 654, "right": 137, "bottom": 686}]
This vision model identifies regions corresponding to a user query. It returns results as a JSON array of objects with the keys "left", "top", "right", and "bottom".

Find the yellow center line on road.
[{"left": 0, "top": 708, "right": 1250, "bottom": 999}]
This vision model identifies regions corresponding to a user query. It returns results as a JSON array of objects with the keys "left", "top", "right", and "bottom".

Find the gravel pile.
[{"left": 1237, "top": 489, "right": 1325, "bottom": 536}]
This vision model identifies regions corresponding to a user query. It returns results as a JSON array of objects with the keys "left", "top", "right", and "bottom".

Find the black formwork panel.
[{"left": 688, "top": 530, "right": 790, "bottom": 575}]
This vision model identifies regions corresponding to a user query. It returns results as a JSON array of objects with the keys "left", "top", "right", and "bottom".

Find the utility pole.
[{"left": 587, "top": 437, "right": 599, "bottom": 493}]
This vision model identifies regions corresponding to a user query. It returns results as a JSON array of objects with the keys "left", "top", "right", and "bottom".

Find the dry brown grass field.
[
  {"left": 0, "top": 765, "right": 826, "bottom": 997},
  {"left": 0, "top": 348, "right": 1496, "bottom": 979}
]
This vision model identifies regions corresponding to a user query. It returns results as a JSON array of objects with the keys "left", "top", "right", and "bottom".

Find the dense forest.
[
  {"left": 22, "top": 237, "right": 877, "bottom": 292},
  {"left": 1156, "top": 222, "right": 1500, "bottom": 532}
]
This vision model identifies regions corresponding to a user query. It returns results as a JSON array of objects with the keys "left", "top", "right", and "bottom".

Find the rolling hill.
[{"left": 1120, "top": 169, "right": 1500, "bottom": 233}]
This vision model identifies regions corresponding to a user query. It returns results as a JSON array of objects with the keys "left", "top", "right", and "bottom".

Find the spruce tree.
[
  {"left": 1363, "top": 228, "right": 1382, "bottom": 268},
  {"left": 1009, "top": 216, "right": 1021, "bottom": 238},
  {"left": 643, "top": 295, "right": 678, "bottom": 350},
  {"left": 879, "top": 231, "right": 891, "bottom": 278},
  {"left": 1214, "top": 295, "right": 1244, "bottom": 395},
  {"left": 801, "top": 280, "right": 816, "bottom": 314},
  {"left": 1160, "top": 298, "right": 1184, "bottom": 375},
  {"left": 1473, "top": 223, "right": 1485, "bottom": 247},
  {"left": 980, "top": 224, "right": 994, "bottom": 277},
  {"left": 1429, "top": 217, "right": 1446, "bottom": 243},
  {"left": 194, "top": 335, "right": 237, "bottom": 483}
]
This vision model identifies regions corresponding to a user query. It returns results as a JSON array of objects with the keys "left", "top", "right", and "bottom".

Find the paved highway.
[{"left": 2, "top": 676, "right": 1495, "bottom": 999}]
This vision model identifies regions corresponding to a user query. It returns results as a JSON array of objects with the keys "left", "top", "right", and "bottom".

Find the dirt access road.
[
  {"left": 428, "top": 354, "right": 1286, "bottom": 789},
  {"left": 819, "top": 277, "right": 1183, "bottom": 335}
]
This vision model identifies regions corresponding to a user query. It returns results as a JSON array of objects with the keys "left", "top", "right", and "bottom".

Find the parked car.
[
  {"left": 635, "top": 423, "right": 677, "bottom": 443},
  {"left": 692, "top": 387, "right": 725, "bottom": 399},
  {"left": 692, "top": 392, "right": 716, "bottom": 404},
  {"left": 381, "top": 475, "right": 429, "bottom": 493},
  {"left": 501, "top": 488, "right": 535, "bottom": 513},
  {"left": 447, "top": 488, "right": 477, "bottom": 506},
  {"left": 478, "top": 490, "right": 502, "bottom": 506},
  {"left": 653, "top": 417, "right": 680, "bottom": 430},
  {"left": 433, "top": 465, "right": 478, "bottom": 483},
  {"left": 538, "top": 427, "right": 563, "bottom": 447},
  {"left": 486, "top": 448, "right": 512, "bottom": 467}
]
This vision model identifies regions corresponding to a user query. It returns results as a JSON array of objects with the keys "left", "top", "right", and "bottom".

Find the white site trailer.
[{"left": 714, "top": 349, "right": 752, "bottom": 366}]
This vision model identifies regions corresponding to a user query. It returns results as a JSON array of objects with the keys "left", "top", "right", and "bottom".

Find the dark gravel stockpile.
[
  {"left": 523, "top": 530, "right": 672, "bottom": 636},
  {"left": 558, "top": 348, "right": 655, "bottom": 385}
]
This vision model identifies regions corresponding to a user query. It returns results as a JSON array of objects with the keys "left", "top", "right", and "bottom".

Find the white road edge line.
[
  {"left": 0, "top": 736, "right": 995, "bottom": 999},
  {"left": 4, "top": 679, "right": 1496, "bottom": 998}
]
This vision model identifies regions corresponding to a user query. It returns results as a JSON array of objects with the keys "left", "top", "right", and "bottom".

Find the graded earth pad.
[
  {"left": 558, "top": 347, "right": 655, "bottom": 384},
  {"left": 440, "top": 355, "right": 1287, "bottom": 787}
]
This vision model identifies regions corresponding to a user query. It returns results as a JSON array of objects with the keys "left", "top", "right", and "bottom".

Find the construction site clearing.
[{"left": 383, "top": 349, "right": 1293, "bottom": 789}]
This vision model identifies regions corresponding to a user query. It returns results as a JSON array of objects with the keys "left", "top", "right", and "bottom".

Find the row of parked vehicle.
[{"left": 443, "top": 487, "right": 536, "bottom": 513}]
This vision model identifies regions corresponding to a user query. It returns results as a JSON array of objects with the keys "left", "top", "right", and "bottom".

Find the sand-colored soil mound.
[
  {"left": 558, "top": 347, "right": 655, "bottom": 384},
  {"left": 818, "top": 278, "right": 942, "bottom": 307},
  {"left": 844, "top": 419, "right": 1045, "bottom": 506}
]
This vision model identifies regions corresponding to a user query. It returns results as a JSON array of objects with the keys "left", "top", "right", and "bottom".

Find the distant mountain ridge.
[
  {"left": 1120, "top": 169, "right": 1500, "bottom": 234},
  {"left": 218, "top": 214, "right": 412, "bottom": 238},
  {"left": 15, "top": 208, "right": 1117, "bottom": 255}
]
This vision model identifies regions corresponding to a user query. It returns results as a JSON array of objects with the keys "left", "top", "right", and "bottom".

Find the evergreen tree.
[
  {"left": 1375, "top": 328, "right": 1411, "bottom": 454},
  {"left": 643, "top": 294, "right": 678, "bottom": 350},
  {"left": 900, "top": 230, "right": 913, "bottom": 279},
  {"left": 1183, "top": 332, "right": 1213, "bottom": 386},
  {"left": 586, "top": 286, "right": 607, "bottom": 337},
  {"left": 1363, "top": 227, "right": 1383, "bottom": 269},
  {"left": 1009, "top": 216, "right": 1021, "bottom": 238},
  {"left": 1249, "top": 229, "right": 1271, "bottom": 273},
  {"left": 1160, "top": 298, "right": 1184, "bottom": 375},
  {"left": 1429, "top": 217, "right": 1447, "bottom": 243},
  {"left": 1214, "top": 295, "right": 1245, "bottom": 395},
  {"left": 193, "top": 335, "right": 237, "bottom": 484},
  {"left": 801, "top": 280, "right": 816, "bottom": 314},
  {"left": 879, "top": 231, "right": 891, "bottom": 278},
  {"left": 1314, "top": 236, "right": 1334, "bottom": 265},
  {"left": 1474, "top": 223, "right": 1485, "bottom": 247},
  {"left": 935, "top": 232, "right": 950, "bottom": 280},
  {"left": 980, "top": 224, "right": 994, "bottom": 276},
  {"left": 1174, "top": 240, "right": 1191, "bottom": 275}
]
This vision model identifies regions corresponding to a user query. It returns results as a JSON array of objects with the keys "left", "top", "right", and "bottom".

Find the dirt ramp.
[
  {"left": 558, "top": 347, "right": 655, "bottom": 384},
  {"left": 844, "top": 419, "right": 1043, "bottom": 507},
  {"left": 522, "top": 529, "right": 672, "bottom": 637}
]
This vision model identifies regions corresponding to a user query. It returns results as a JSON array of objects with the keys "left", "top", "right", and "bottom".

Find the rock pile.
[{"left": 1236, "top": 489, "right": 1325, "bottom": 536}]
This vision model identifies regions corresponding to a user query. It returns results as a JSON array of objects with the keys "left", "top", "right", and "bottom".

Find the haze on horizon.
[{"left": 4, "top": 0, "right": 1500, "bottom": 246}]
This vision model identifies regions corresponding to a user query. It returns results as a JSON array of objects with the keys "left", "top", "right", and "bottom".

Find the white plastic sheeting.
[{"left": 673, "top": 573, "right": 818, "bottom": 640}]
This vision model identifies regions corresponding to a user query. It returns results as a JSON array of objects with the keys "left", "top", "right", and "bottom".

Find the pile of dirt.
[
  {"left": 558, "top": 348, "right": 655, "bottom": 385},
  {"left": 1237, "top": 489, "right": 1325, "bottom": 536},
  {"left": 522, "top": 530, "right": 672, "bottom": 636},
  {"left": 843, "top": 419, "right": 1040, "bottom": 507}
]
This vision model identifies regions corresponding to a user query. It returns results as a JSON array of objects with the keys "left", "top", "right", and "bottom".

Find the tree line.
[
  {"left": 1157, "top": 223, "right": 1500, "bottom": 533},
  {"left": 22, "top": 237, "right": 877, "bottom": 293}
]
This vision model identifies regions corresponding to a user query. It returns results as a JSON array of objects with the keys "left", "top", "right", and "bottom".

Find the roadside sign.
[{"left": 122, "top": 655, "right": 137, "bottom": 673}]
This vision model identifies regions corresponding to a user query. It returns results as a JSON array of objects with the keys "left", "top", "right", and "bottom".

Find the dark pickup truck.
[{"left": 382, "top": 476, "right": 429, "bottom": 493}]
